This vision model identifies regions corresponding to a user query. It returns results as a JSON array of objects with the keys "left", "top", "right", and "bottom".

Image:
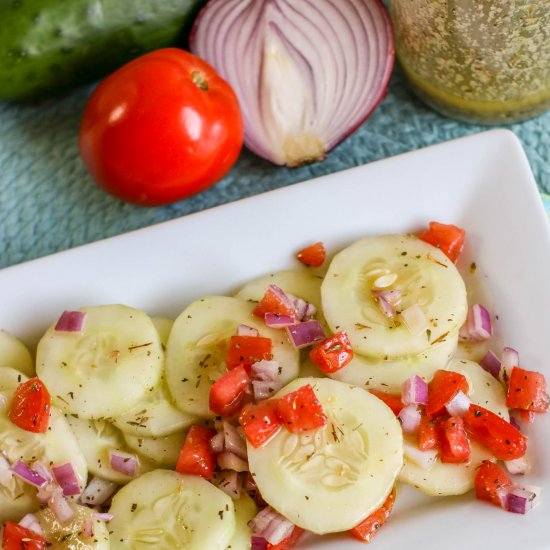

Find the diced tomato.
[
  {"left": 438, "top": 416, "right": 470, "bottom": 463},
  {"left": 349, "top": 488, "right": 396, "bottom": 542},
  {"left": 253, "top": 285, "right": 297, "bottom": 319},
  {"left": 267, "top": 527, "right": 305, "bottom": 550},
  {"left": 425, "top": 370, "right": 469, "bottom": 418},
  {"left": 309, "top": 331, "right": 353, "bottom": 374},
  {"left": 417, "top": 411, "right": 439, "bottom": 451},
  {"left": 2, "top": 520, "right": 47, "bottom": 550},
  {"left": 277, "top": 384, "right": 327, "bottom": 434},
  {"left": 209, "top": 365, "right": 250, "bottom": 417},
  {"left": 239, "top": 400, "right": 282, "bottom": 448},
  {"left": 506, "top": 366, "right": 549, "bottom": 413},
  {"left": 419, "top": 221, "right": 465, "bottom": 263},
  {"left": 463, "top": 404, "right": 527, "bottom": 460},
  {"left": 9, "top": 377, "right": 51, "bottom": 433},
  {"left": 176, "top": 424, "right": 216, "bottom": 478},
  {"left": 368, "top": 390, "right": 404, "bottom": 416},
  {"left": 225, "top": 335, "right": 272, "bottom": 372},
  {"left": 475, "top": 460, "right": 513, "bottom": 507},
  {"left": 296, "top": 242, "right": 326, "bottom": 268}
]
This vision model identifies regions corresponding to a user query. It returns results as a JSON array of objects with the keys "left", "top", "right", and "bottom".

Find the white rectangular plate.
[{"left": 1, "top": 129, "right": 549, "bottom": 550}]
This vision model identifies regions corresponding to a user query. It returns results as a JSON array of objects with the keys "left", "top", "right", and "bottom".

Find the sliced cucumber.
[
  {"left": 66, "top": 416, "right": 154, "bottom": 485},
  {"left": 36, "top": 503, "right": 110, "bottom": 549},
  {"left": 226, "top": 493, "right": 258, "bottom": 550},
  {"left": 321, "top": 235, "right": 467, "bottom": 359},
  {"left": 0, "top": 330, "right": 35, "bottom": 377},
  {"left": 123, "top": 432, "right": 186, "bottom": 468},
  {"left": 398, "top": 359, "right": 509, "bottom": 496},
  {"left": 0, "top": 366, "right": 28, "bottom": 391},
  {"left": 0, "top": 390, "right": 88, "bottom": 521},
  {"left": 108, "top": 469, "right": 236, "bottom": 549},
  {"left": 36, "top": 304, "right": 164, "bottom": 419},
  {"left": 247, "top": 378, "right": 403, "bottom": 534},
  {"left": 165, "top": 296, "right": 299, "bottom": 418}
]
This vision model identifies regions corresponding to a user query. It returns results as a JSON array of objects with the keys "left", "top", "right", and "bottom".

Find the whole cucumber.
[{"left": 0, "top": 0, "right": 207, "bottom": 101}]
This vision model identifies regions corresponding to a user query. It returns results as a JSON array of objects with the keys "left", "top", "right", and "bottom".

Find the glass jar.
[{"left": 391, "top": 0, "right": 550, "bottom": 124}]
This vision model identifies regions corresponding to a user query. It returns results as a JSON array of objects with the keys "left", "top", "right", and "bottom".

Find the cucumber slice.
[
  {"left": 321, "top": 235, "right": 467, "bottom": 359},
  {"left": 0, "top": 367, "right": 28, "bottom": 391},
  {"left": 66, "top": 416, "right": 154, "bottom": 485},
  {"left": 225, "top": 493, "right": 258, "bottom": 550},
  {"left": 0, "top": 330, "right": 35, "bottom": 377},
  {"left": 36, "top": 503, "right": 110, "bottom": 549},
  {"left": 398, "top": 359, "right": 509, "bottom": 495},
  {"left": 0, "top": 390, "right": 88, "bottom": 522},
  {"left": 165, "top": 296, "right": 299, "bottom": 418},
  {"left": 247, "top": 378, "right": 403, "bottom": 534},
  {"left": 36, "top": 304, "right": 164, "bottom": 419},
  {"left": 108, "top": 470, "right": 236, "bottom": 549},
  {"left": 123, "top": 432, "right": 186, "bottom": 468}
]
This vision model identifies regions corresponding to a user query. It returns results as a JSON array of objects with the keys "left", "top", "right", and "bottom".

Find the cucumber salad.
[{"left": 0, "top": 222, "right": 547, "bottom": 549}]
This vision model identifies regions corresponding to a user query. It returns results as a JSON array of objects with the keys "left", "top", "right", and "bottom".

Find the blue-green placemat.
[{"left": 1, "top": 66, "right": 549, "bottom": 270}]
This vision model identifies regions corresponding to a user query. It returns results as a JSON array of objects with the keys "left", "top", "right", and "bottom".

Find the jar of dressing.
[{"left": 391, "top": 0, "right": 550, "bottom": 124}]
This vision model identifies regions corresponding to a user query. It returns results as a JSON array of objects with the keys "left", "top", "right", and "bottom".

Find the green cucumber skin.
[{"left": 0, "top": 0, "right": 207, "bottom": 101}]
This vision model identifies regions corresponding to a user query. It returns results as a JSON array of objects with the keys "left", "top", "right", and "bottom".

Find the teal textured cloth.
[{"left": 0, "top": 66, "right": 549, "bottom": 270}]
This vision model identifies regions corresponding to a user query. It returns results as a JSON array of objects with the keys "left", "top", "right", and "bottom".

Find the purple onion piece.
[
  {"left": 286, "top": 320, "right": 325, "bottom": 349},
  {"left": 54, "top": 310, "right": 86, "bottom": 333},
  {"left": 109, "top": 450, "right": 139, "bottom": 477},
  {"left": 445, "top": 390, "right": 471, "bottom": 417},
  {"left": 401, "top": 374, "right": 428, "bottom": 406},
  {"left": 251, "top": 535, "right": 268, "bottom": 550},
  {"left": 264, "top": 313, "right": 296, "bottom": 328},
  {"left": 398, "top": 405, "right": 421, "bottom": 434},
  {"left": 52, "top": 462, "right": 81, "bottom": 496},
  {"left": 238, "top": 324, "right": 259, "bottom": 337},
  {"left": 11, "top": 460, "right": 49, "bottom": 488},
  {"left": 480, "top": 350, "right": 501, "bottom": 379},
  {"left": 80, "top": 476, "right": 118, "bottom": 506}
]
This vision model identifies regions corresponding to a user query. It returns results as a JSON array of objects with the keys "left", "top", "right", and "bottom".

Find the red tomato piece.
[
  {"left": 209, "top": 365, "right": 250, "bottom": 417},
  {"left": 419, "top": 221, "right": 465, "bottom": 263},
  {"left": 463, "top": 404, "right": 527, "bottom": 460},
  {"left": 225, "top": 335, "right": 272, "bottom": 372},
  {"left": 176, "top": 424, "right": 216, "bottom": 478},
  {"left": 438, "top": 416, "right": 470, "bottom": 463},
  {"left": 2, "top": 521, "right": 47, "bottom": 550},
  {"left": 267, "top": 527, "right": 305, "bottom": 550},
  {"left": 475, "top": 460, "right": 513, "bottom": 507},
  {"left": 239, "top": 400, "right": 282, "bottom": 448},
  {"left": 368, "top": 390, "right": 404, "bottom": 416},
  {"left": 253, "top": 285, "right": 297, "bottom": 319},
  {"left": 349, "top": 488, "right": 396, "bottom": 542},
  {"left": 9, "top": 377, "right": 51, "bottom": 433},
  {"left": 296, "top": 242, "right": 326, "bottom": 268},
  {"left": 426, "top": 370, "right": 469, "bottom": 418},
  {"left": 309, "top": 331, "right": 353, "bottom": 374},
  {"left": 277, "top": 385, "right": 327, "bottom": 434},
  {"left": 79, "top": 49, "right": 243, "bottom": 206},
  {"left": 417, "top": 412, "right": 439, "bottom": 451},
  {"left": 506, "top": 366, "right": 549, "bottom": 413}
]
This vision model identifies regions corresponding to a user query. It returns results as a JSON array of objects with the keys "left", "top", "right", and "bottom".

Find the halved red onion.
[
  {"left": 223, "top": 421, "right": 248, "bottom": 460},
  {"left": 212, "top": 469, "right": 243, "bottom": 500},
  {"left": 286, "top": 320, "right": 325, "bottom": 349},
  {"left": 480, "top": 350, "right": 501, "bottom": 379},
  {"left": 210, "top": 431, "right": 225, "bottom": 454},
  {"left": 217, "top": 451, "right": 249, "bottom": 472},
  {"left": 401, "top": 304, "right": 429, "bottom": 336},
  {"left": 264, "top": 313, "right": 296, "bottom": 328},
  {"left": 459, "top": 304, "right": 492, "bottom": 341},
  {"left": 191, "top": 0, "right": 394, "bottom": 166},
  {"left": 249, "top": 506, "right": 295, "bottom": 545},
  {"left": 49, "top": 486, "right": 74, "bottom": 524},
  {"left": 238, "top": 324, "right": 259, "bottom": 337},
  {"left": 80, "top": 476, "right": 118, "bottom": 506},
  {"left": 403, "top": 440, "right": 437, "bottom": 470},
  {"left": 52, "top": 462, "right": 81, "bottom": 496},
  {"left": 18, "top": 513, "right": 43, "bottom": 536},
  {"left": 398, "top": 405, "right": 421, "bottom": 434},
  {"left": 109, "top": 450, "right": 139, "bottom": 477},
  {"left": 445, "top": 390, "right": 471, "bottom": 417},
  {"left": 506, "top": 485, "right": 541, "bottom": 514},
  {"left": 505, "top": 456, "right": 531, "bottom": 476},
  {"left": 11, "top": 460, "right": 49, "bottom": 488},
  {"left": 500, "top": 347, "right": 520, "bottom": 385},
  {"left": 401, "top": 375, "right": 428, "bottom": 406},
  {"left": 54, "top": 310, "right": 86, "bottom": 333}
]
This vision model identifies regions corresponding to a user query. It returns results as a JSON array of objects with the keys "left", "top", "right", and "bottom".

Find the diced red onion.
[
  {"left": 373, "top": 292, "right": 395, "bottom": 318},
  {"left": 401, "top": 375, "right": 428, "bottom": 406},
  {"left": 286, "top": 320, "right": 325, "bottom": 349},
  {"left": 49, "top": 486, "right": 74, "bottom": 524},
  {"left": 217, "top": 451, "right": 249, "bottom": 472},
  {"left": 264, "top": 313, "right": 296, "bottom": 328},
  {"left": 398, "top": 405, "right": 421, "bottom": 434},
  {"left": 249, "top": 506, "right": 295, "bottom": 545},
  {"left": 210, "top": 431, "right": 225, "bottom": 454},
  {"left": 265, "top": 285, "right": 298, "bottom": 318},
  {"left": 403, "top": 440, "right": 438, "bottom": 470},
  {"left": 252, "top": 360, "right": 280, "bottom": 382},
  {"left": 52, "top": 462, "right": 81, "bottom": 496},
  {"left": 82, "top": 517, "right": 94, "bottom": 538},
  {"left": 375, "top": 289, "right": 402, "bottom": 307},
  {"left": 500, "top": 347, "right": 520, "bottom": 385},
  {"left": 54, "top": 310, "right": 86, "bottom": 333},
  {"left": 303, "top": 303, "right": 317, "bottom": 321},
  {"left": 223, "top": 421, "right": 248, "bottom": 460},
  {"left": 0, "top": 454, "right": 14, "bottom": 488},
  {"left": 18, "top": 514, "right": 43, "bottom": 536},
  {"left": 480, "top": 350, "right": 501, "bottom": 379},
  {"left": 252, "top": 380, "right": 279, "bottom": 401},
  {"left": 505, "top": 456, "right": 531, "bottom": 476},
  {"left": 287, "top": 294, "right": 308, "bottom": 321},
  {"left": 80, "top": 476, "right": 118, "bottom": 506},
  {"left": 109, "top": 450, "right": 139, "bottom": 477},
  {"left": 11, "top": 460, "right": 49, "bottom": 488},
  {"left": 401, "top": 305, "right": 429, "bottom": 336},
  {"left": 445, "top": 390, "right": 471, "bottom": 417},
  {"left": 251, "top": 535, "right": 268, "bottom": 550},
  {"left": 238, "top": 324, "right": 259, "bottom": 337},
  {"left": 459, "top": 304, "right": 492, "bottom": 341},
  {"left": 212, "top": 469, "right": 243, "bottom": 499},
  {"left": 31, "top": 461, "right": 53, "bottom": 483},
  {"left": 509, "top": 413, "right": 523, "bottom": 432},
  {"left": 37, "top": 481, "right": 59, "bottom": 505},
  {"left": 506, "top": 485, "right": 541, "bottom": 514},
  {"left": 191, "top": 0, "right": 394, "bottom": 167},
  {"left": 91, "top": 512, "right": 114, "bottom": 522}
]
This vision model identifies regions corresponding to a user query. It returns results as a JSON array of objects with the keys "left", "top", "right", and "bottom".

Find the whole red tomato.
[{"left": 79, "top": 48, "right": 243, "bottom": 206}]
